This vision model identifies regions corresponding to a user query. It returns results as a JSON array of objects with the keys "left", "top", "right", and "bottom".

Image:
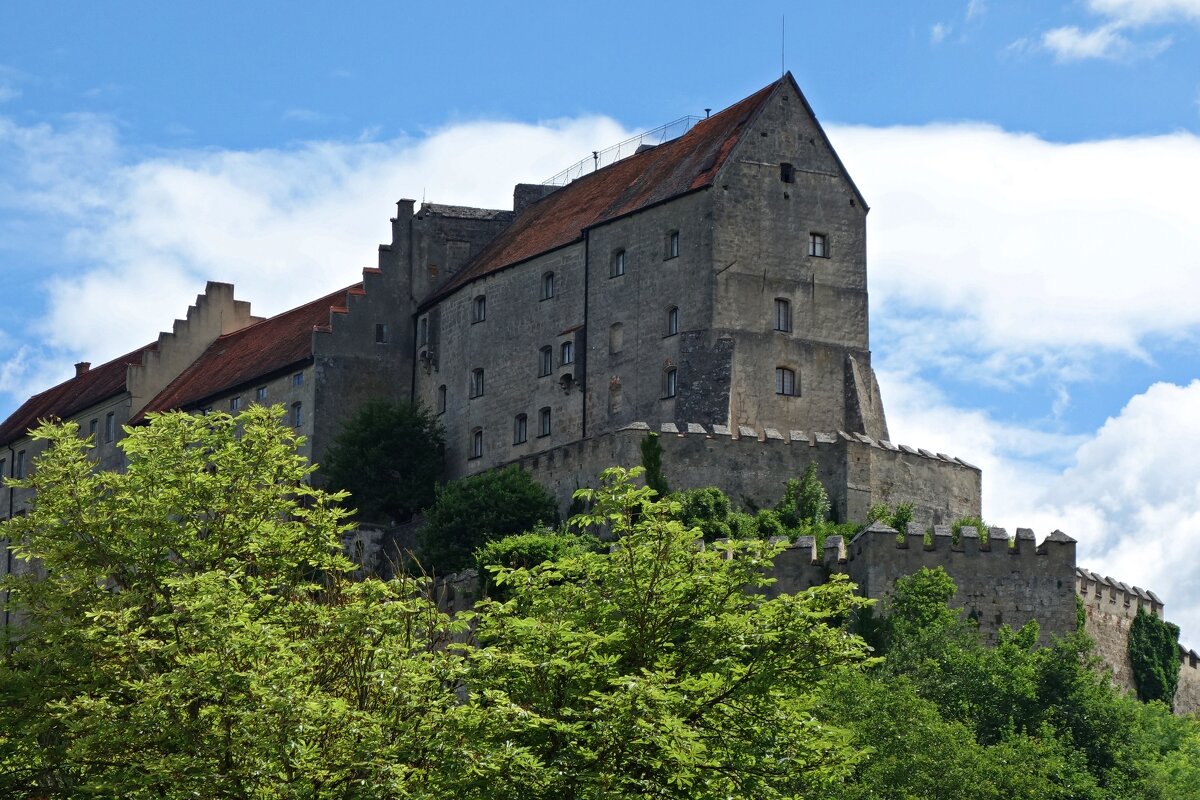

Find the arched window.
[
  {"left": 775, "top": 367, "right": 797, "bottom": 396},
  {"left": 538, "top": 346, "right": 553, "bottom": 377},
  {"left": 663, "top": 367, "right": 678, "bottom": 399},
  {"left": 541, "top": 272, "right": 555, "bottom": 300},
  {"left": 513, "top": 414, "right": 528, "bottom": 444},
  {"left": 472, "top": 294, "right": 487, "bottom": 323},
  {"left": 561, "top": 341, "right": 574, "bottom": 365},
  {"left": 666, "top": 306, "right": 679, "bottom": 336},
  {"left": 774, "top": 298, "right": 791, "bottom": 332},
  {"left": 609, "top": 322, "right": 623, "bottom": 354},
  {"left": 436, "top": 384, "right": 446, "bottom": 413},
  {"left": 470, "top": 428, "right": 483, "bottom": 459},
  {"left": 611, "top": 249, "right": 626, "bottom": 278},
  {"left": 539, "top": 406, "right": 552, "bottom": 437},
  {"left": 470, "top": 368, "right": 485, "bottom": 398}
]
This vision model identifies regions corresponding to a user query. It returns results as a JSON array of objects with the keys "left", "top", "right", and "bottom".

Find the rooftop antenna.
[
  {"left": 704, "top": 108, "right": 711, "bottom": 118},
  {"left": 593, "top": 150, "right": 599, "bottom": 171},
  {"left": 781, "top": 15, "right": 786, "bottom": 76}
]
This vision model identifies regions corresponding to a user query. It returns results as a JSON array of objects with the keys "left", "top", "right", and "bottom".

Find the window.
[
  {"left": 419, "top": 317, "right": 429, "bottom": 346},
  {"left": 561, "top": 341, "right": 574, "bottom": 365},
  {"left": 666, "top": 306, "right": 679, "bottom": 336},
  {"left": 89, "top": 419, "right": 98, "bottom": 439},
  {"left": 538, "top": 407, "right": 551, "bottom": 437},
  {"left": 513, "top": 414, "right": 528, "bottom": 444},
  {"left": 375, "top": 323, "right": 389, "bottom": 343},
  {"left": 774, "top": 298, "right": 791, "bottom": 332},
  {"left": 436, "top": 384, "right": 447, "bottom": 413},
  {"left": 291, "top": 402, "right": 303, "bottom": 427},
  {"left": 808, "top": 233, "right": 828, "bottom": 258},
  {"left": 472, "top": 295, "right": 486, "bottom": 323},
  {"left": 14, "top": 451, "right": 25, "bottom": 479},
  {"left": 256, "top": 386, "right": 267, "bottom": 402},
  {"left": 292, "top": 372, "right": 304, "bottom": 387},
  {"left": 609, "top": 322, "right": 623, "bottom": 354},
  {"left": 105, "top": 412, "right": 115, "bottom": 443},
  {"left": 229, "top": 396, "right": 241, "bottom": 412},
  {"left": 470, "top": 428, "right": 483, "bottom": 459},
  {"left": 0, "top": 459, "right": 5, "bottom": 481},
  {"left": 611, "top": 249, "right": 626, "bottom": 278},
  {"left": 664, "top": 367, "right": 678, "bottom": 399},
  {"left": 781, "top": 162, "right": 795, "bottom": 183},
  {"left": 539, "top": 346, "right": 553, "bottom": 377},
  {"left": 666, "top": 231, "right": 679, "bottom": 259},
  {"left": 541, "top": 272, "right": 555, "bottom": 300},
  {"left": 470, "top": 368, "right": 485, "bottom": 398},
  {"left": 776, "top": 367, "right": 797, "bottom": 396}
]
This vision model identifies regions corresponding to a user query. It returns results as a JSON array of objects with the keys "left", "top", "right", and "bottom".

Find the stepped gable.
[
  {"left": 423, "top": 76, "right": 786, "bottom": 306},
  {"left": 0, "top": 343, "right": 158, "bottom": 446},
  {"left": 135, "top": 285, "right": 359, "bottom": 419}
]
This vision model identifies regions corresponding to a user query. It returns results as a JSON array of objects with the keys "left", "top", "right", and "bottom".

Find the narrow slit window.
[
  {"left": 611, "top": 249, "right": 626, "bottom": 278},
  {"left": 514, "top": 414, "right": 528, "bottom": 444},
  {"left": 471, "top": 428, "right": 483, "bottom": 459},
  {"left": 436, "top": 384, "right": 447, "bottom": 413},
  {"left": 663, "top": 367, "right": 678, "bottom": 398},
  {"left": 105, "top": 412, "right": 115, "bottom": 443},
  {"left": 472, "top": 295, "right": 487, "bottom": 323},
  {"left": 666, "top": 231, "right": 679, "bottom": 259},
  {"left": 541, "top": 272, "right": 555, "bottom": 300},
  {"left": 666, "top": 306, "right": 679, "bottom": 336},
  {"left": 539, "top": 346, "right": 553, "bottom": 376},
  {"left": 774, "top": 298, "right": 791, "bottom": 332},
  {"left": 291, "top": 402, "right": 303, "bottom": 427}
]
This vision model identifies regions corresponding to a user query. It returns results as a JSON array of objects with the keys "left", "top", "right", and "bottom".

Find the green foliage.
[
  {"left": 320, "top": 398, "right": 444, "bottom": 524},
  {"left": 416, "top": 465, "right": 559, "bottom": 574},
  {"left": 0, "top": 408, "right": 483, "bottom": 798},
  {"left": 468, "top": 466, "right": 875, "bottom": 798},
  {"left": 950, "top": 515, "right": 990, "bottom": 545},
  {"left": 1128, "top": 606, "right": 1181, "bottom": 706},
  {"left": 777, "top": 462, "right": 831, "bottom": 530},
  {"left": 474, "top": 525, "right": 600, "bottom": 596},
  {"left": 639, "top": 431, "right": 669, "bottom": 497},
  {"left": 676, "top": 485, "right": 734, "bottom": 540},
  {"left": 1077, "top": 593, "right": 1088, "bottom": 631}
]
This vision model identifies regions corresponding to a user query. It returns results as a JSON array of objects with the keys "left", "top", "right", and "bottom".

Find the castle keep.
[{"left": 1, "top": 74, "right": 1195, "bottom": 711}]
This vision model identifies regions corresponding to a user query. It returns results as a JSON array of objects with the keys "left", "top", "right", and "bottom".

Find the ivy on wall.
[{"left": 1128, "top": 606, "right": 1181, "bottom": 707}]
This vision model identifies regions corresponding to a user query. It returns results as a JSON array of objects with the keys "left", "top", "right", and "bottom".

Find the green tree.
[
  {"left": 416, "top": 465, "right": 558, "bottom": 573},
  {"left": 0, "top": 408, "right": 496, "bottom": 799},
  {"left": 466, "top": 467, "right": 874, "bottom": 799},
  {"left": 321, "top": 398, "right": 444, "bottom": 524},
  {"left": 777, "top": 462, "right": 831, "bottom": 529},
  {"left": 639, "top": 431, "right": 670, "bottom": 497}
]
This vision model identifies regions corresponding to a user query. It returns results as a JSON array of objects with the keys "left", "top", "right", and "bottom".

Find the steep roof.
[
  {"left": 135, "top": 285, "right": 359, "bottom": 419},
  {"left": 0, "top": 344, "right": 158, "bottom": 447},
  {"left": 424, "top": 76, "right": 785, "bottom": 305}
]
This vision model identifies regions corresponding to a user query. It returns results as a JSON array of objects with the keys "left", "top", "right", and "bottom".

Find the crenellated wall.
[{"left": 511, "top": 421, "right": 981, "bottom": 527}]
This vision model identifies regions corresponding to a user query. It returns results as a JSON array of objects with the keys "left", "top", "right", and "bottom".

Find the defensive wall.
[
  {"left": 1077, "top": 568, "right": 1200, "bottom": 715},
  {"left": 511, "top": 422, "right": 981, "bottom": 527}
]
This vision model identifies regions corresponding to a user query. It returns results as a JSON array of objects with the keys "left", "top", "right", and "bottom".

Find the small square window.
[
  {"left": 293, "top": 372, "right": 304, "bottom": 387},
  {"left": 538, "top": 407, "right": 551, "bottom": 437},
  {"left": 375, "top": 323, "right": 389, "bottom": 343},
  {"left": 776, "top": 367, "right": 797, "bottom": 396},
  {"left": 611, "top": 249, "right": 626, "bottom": 278},
  {"left": 472, "top": 295, "right": 487, "bottom": 323},
  {"left": 256, "top": 386, "right": 267, "bottom": 402},
  {"left": 229, "top": 396, "right": 241, "bottom": 412},
  {"left": 808, "top": 233, "right": 828, "bottom": 258},
  {"left": 541, "top": 272, "right": 555, "bottom": 300},
  {"left": 774, "top": 298, "right": 791, "bottom": 333},
  {"left": 514, "top": 414, "right": 528, "bottom": 445},
  {"left": 561, "top": 341, "right": 574, "bottom": 365},
  {"left": 780, "top": 162, "right": 795, "bottom": 183},
  {"left": 666, "top": 231, "right": 679, "bottom": 260}
]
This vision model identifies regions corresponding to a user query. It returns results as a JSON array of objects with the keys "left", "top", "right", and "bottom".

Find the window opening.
[
  {"left": 538, "top": 407, "right": 551, "bottom": 437},
  {"left": 666, "top": 306, "right": 679, "bottom": 336},
  {"left": 105, "top": 412, "right": 115, "bottom": 443},
  {"left": 664, "top": 367, "right": 678, "bottom": 398},
  {"left": 781, "top": 162, "right": 795, "bottom": 183},
  {"left": 471, "top": 428, "right": 483, "bottom": 459},
  {"left": 470, "top": 368, "right": 485, "bottom": 398},
  {"left": 375, "top": 323, "right": 389, "bottom": 343},
  {"left": 541, "top": 272, "right": 555, "bottom": 300},
  {"left": 436, "top": 384, "right": 447, "bottom": 413},
  {"left": 514, "top": 414, "right": 528, "bottom": 444},
  {"left": 539, "top": 346, "right": 553, "bottom": 377},
  {"left": 774, "top": 298, "right": 791, "bottom": 332},
  {"left": 666, "top": 231, "right": 680, "bottom": 259},
  {"left": 472, "top": 295, "right": 487, "bottom": 323},
  {"left": 561, "top": 341, "right": 574, "bottom": 365},
  {"left": 776, "top": 367, "right": 797, "bottom": 396},
  {"left": 291, "top": 402, "right": 303, "bottom": 427},
  {"left": 611, "top": 249, "right": 626, "bottom": 278},
  {"left": 808, "top": 233, "right": 828, "bottom": 258}
]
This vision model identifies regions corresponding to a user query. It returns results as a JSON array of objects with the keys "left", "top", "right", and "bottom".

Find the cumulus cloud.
[
  {"left": 1088, "top": 0, "right": 1200, "bottom": 25},
  {"left": 829, "top": 122, "right": 1200, "bottom": 383},
  {"left": 1042, "top": 23, "right": 1136, "bottom": 60},
  {"left": 931, "top": 22, "right": 951, "bottom": 44}
]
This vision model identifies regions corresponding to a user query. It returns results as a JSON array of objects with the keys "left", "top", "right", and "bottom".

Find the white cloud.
[
  {"left": 967, "top": 0, "right": 987, "bottom": 20},
  {"left": 1088, "top": 0, "right": 1200, "bottom": 25},
  {"left": 1042, "top": 23, "right": 1135, "bottom": 60},
  {"left": 931, "top": 22, "right": 951, "bottom": 44},
  {"left": 829, "top": 122, "right": 1200, "bottom": 382}
]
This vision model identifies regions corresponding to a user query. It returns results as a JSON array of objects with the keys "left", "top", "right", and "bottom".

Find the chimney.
[{"left": 74, "top": 362, "right": 91, "bottom": 377}]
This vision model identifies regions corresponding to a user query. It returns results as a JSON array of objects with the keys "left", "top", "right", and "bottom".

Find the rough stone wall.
[
  {"left": 1078, "top": 568, "right": 1200, "bottom": 714},
  {"left": 510, "top": 423, "right": 980, "bottom": 528},
  {"left": 190, "top": 366, "right": 316, "bottom": 462}
]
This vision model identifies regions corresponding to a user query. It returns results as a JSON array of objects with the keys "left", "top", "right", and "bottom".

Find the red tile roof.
[
  {"left": 424, "top": 76, "right": 785, "bottom": 305},
  {"left": 0, "top": 344, "right": 158, "bottom": 447},
  {"left": 135, "top": 285, "right": 358, "bottom": 419}
]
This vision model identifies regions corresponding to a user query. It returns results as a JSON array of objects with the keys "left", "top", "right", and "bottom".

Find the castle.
[{"left": 1, "top": 74, "right": 1195, "bottom": 711}]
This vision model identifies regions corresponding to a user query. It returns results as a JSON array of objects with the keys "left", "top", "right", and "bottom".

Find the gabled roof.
[
  {"left": 0, "top": 344, "right": 158, "bottom": 447},
  {"left": 424, "top": 76, "right": 786, "bottom": 305},
  {"left": 135, "top": 285, "right": 359, "bottom": 419}
]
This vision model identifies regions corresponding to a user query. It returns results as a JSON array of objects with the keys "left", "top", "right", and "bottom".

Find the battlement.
[{"left": 1076, "top": 567, "right": 1164, "bottom": 620}]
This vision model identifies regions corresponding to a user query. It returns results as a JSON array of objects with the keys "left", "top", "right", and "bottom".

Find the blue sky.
[{"left": 2, "top": 0, "right": 1199, "bottom": 638}]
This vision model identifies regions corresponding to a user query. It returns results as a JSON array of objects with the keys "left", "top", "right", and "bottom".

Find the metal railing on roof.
[{"left": 541, "top": 115, "right": 705, "bottom": 186}]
